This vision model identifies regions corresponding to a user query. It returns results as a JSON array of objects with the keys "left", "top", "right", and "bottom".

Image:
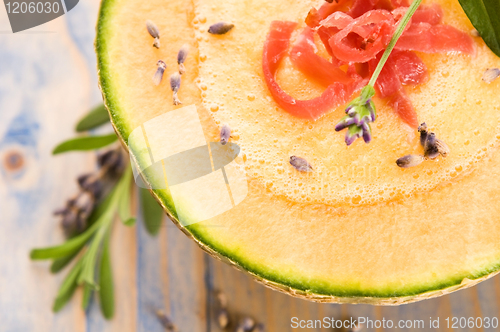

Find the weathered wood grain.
[{"left": 0, "top": 2, "right": 101, "bottom": 331}]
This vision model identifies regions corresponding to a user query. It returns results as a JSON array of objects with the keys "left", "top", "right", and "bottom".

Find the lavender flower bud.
[
  {"left": 361, "top": 122, "right": 372, "bottom": 143},
  {"left": 57, "top": 191, "right": 96, "bottom": 237},
  {"left": 98, "top": 150, "right": 116, "bottom": 168},
  {"left": 251, "top": 323, "right": 265, "bottom": 332},
  {"left": 335, "top": 116, "right": 356, "bottom": 132},
  {"left": 366, "top": 99, "right": 376, "bottom": 121},
  {"left": 336, "top": 86, "right": 376, "bottom": 146},
  {"left": 146, "top": 20, "right": 160, "bottom": 48},
  {"left": 208, "top": 22, "right": 234, "bottom": 35},
  {"left": 170, "top": 72, "right": 182, "bottom": 105},
  {"left": 98, "top": 149, "right": 125, "bottom": 177},
  {"left": 220, "top": 124, "right": 231, "bottom": 145},
  {"left": 177, "top": 44, "right": 189, "bottom": 75},
  {"left": 482, "top": 68, "right": 500, "bottom": 84},
  {"left": 289, "top": 156, "right": 313, "bottom": 172},
  {"left": 396, "top": 154, "right": 425, "bottom": 168},
  {"left": 170, "top": 72, "right": 181, "bottom": 92},
  {"left": 153, "top": 60, "right": 167, "bottom": 86},
  {"left": 77, "top": 173, "right": 92, "bottom": 189},
  {"left": 435, "top": 138, "right": 450, "bottom": 157},
  {"left": 418, "top": 122, "right": 428, "bottom": 147},
  {"left": 235, "top": 317, "right": 255, "bottom": 332},
  {"left": 78, "top": 192, "right": 94, "bottom": 218},
  {"left": 419, "top": 123, "right": 449, "bottom": 159},
  {"left": 59, "top": 208, "right": 78, "bottom": 234},
  {"left": 217, "top": 292, "right": 228, "bottom": 308},
  {"left": 154, "top": 310, "right": 177, "bottom": 331},
  {"left": 345, "top": 125, "right": 363, "bottom": 146},
  {"left": 217, "top": 309, "right": 229, "bottom": 329},
  {"left": 424, "top": 132, "right": 440, "bottom": 159}
]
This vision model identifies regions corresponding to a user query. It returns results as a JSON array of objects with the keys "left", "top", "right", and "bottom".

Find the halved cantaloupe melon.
[{"left": 96, "top": 0, "right": 500, "bottom": 304}]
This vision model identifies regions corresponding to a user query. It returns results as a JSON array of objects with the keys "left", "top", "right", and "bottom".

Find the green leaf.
[
  {"left": 30, "top": 221, "right": 101, "bottom": 260},
  {"left": 77, "top": 167, "right": 131, "bottom": 288},
  {"left": 458, "top": 0, "right": 500, "bottom": 57},
  {"left": 75, "top": 104, "right": 110, "bottom": 132},
  {"left": 122, "top": 217, "right": 136, "bottom": 226},
  {"left": 81, "top": 283, "right": 93, "bottom": 310},
  {"left": 50, "top": 250, "right": 80, "bottom": 274},
  {"left": 77, "top": 221, "right": 110, "bottom": 289},
  {"left": 53, "top": 260, "right": 83, "bottom": 312},
  {"left": 53, "top": 134, "right": 117, "bottom": 155},
  {"left": 99, "top": 232, "right": 115, "bottom": 319},
  {"left": 85, "top": 188, "right": 116, "bottom": 228},
  {"left": 140, "top": 188, "right": 164, "bottom": 236},
  {"left": 118, "top": 168, "right": 135, "bottom": 226}
]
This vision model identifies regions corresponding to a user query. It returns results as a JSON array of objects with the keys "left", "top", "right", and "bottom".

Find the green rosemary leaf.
[
  {"left": 140, "top": 188, "right": 164, "bottom": 236},
  {"left": 118, "top": 190, "right": 132, "bottom": 222},
  {"left": 81, "top": 283, "right": 93, "bottom": 310},
  {"left": 77, "top": 219, "right": 111, "bottom": 289},
  {"left": 75, "top": 104, "right": 110, "bottom": 132},
  {"left": 30, "top": 221, "right": 101, "bottom": 260},
  {"left": 85, "top": 187, "right": 116, "bottom": 228},
  {"left": 77, "top": 166, "right": 130, "bottom": 288},
  {"left": 122, "top": 217, "right": 137, "bottom": 226},
  {"left": 118, "top": 167, "right": 135, "bottom": 226},
  {"left": 458, "top": 0, "right": 500, "bottom": 57},
  {"left": 53, "top": 260, "right": 83, "bottom": 312},
  {"left": 50, "top": 250, "right": 80, "bottom": 274},
  {"left": 99, "top": 231, "right": 115, "bottom": 319},
  {"left": 52, "top": 134, "right": 117, "bottom": 155}
]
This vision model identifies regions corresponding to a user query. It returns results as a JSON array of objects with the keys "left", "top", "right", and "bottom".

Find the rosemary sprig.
[
  {"left": 335, "top": 0, "right": 423, "bottom": 146},
  {"left": 31, "top": 166, "right": 133, "bottom": 315},
  {"left": 30, "top": 104, "right": 165, "bottom": 318}
]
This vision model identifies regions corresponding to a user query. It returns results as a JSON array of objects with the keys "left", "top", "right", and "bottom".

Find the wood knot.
[{"left": 3, "top": 150, "right": 24, "bottom": 171}]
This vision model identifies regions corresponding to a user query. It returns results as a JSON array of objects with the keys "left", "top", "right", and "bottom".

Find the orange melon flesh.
[
  {"left": 194, "top": 0, "right": 500, "bottom": 206},
  {"left": 97, "top": 0, "right": 500, "bottom": 303}
]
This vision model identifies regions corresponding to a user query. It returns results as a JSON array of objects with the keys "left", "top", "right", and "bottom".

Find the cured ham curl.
[
  {"left": 262, "top": 21, "right": 353, "bottom": 120},
  {"left": 263, "top": 0, "right": 475, "bottom": 127}
]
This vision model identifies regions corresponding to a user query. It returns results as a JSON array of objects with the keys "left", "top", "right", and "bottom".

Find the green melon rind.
[{"left": 95, "top": 0, "right": 500, "bottom": 304}]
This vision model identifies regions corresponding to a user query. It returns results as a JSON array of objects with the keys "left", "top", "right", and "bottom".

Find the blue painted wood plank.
[
  {"left": 0, "top": 3, "right": 100, "bottom": 331},
  {"left": 476, "top": 277, "right": 500, "bottom": 324},
  {"left": 448, "top": 286, "right": 485, "bottom": 332},
  {"left": 135, "top": 204, "right": 167, "bottom": 332},
  {"left": 164, "top": 222, "right": 208, "bottom": 331}
]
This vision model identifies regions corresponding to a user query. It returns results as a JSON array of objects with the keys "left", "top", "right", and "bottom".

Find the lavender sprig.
[
  {"left": 335, "top": 0, "right": 423, "bottom": 146},
  {"left": 335, "top": 86, "right": 376, "bottom": 145}
]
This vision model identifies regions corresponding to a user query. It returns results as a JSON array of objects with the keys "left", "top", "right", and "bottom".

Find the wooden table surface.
[{"left": 0, "top": 1, "right": 499, "bottom": 331}]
